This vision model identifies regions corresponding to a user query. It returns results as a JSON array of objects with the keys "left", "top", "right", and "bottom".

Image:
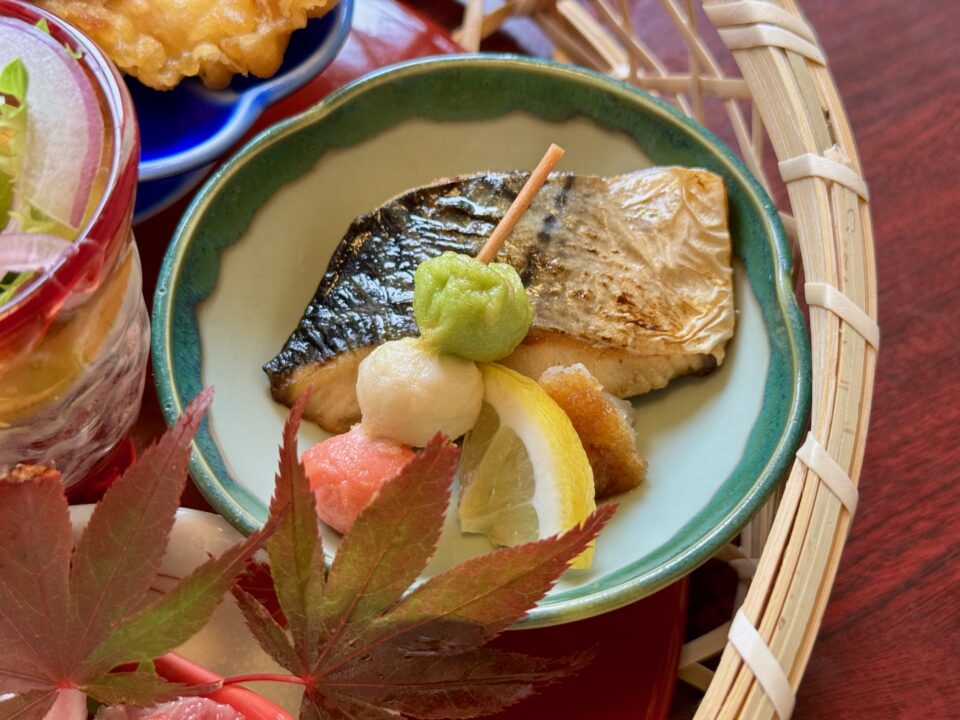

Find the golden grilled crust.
[
  {"left": 39, "top": 0, "right": 338, "bottom": 90},
  {"left": 538, "top": 364, "right": 646, "bottom": 500},
  {"left": 501, "top": 168, "right": 734, "bottom": 359}
]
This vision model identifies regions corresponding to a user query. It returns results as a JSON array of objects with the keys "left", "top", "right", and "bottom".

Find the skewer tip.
[{"left": 477, "top": 143, "right": 566, "bottom": 263}]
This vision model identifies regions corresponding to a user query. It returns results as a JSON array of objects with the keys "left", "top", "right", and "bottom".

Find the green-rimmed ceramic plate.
[{"left": 153, "top": 55, "right": 810, "bottom": 628}]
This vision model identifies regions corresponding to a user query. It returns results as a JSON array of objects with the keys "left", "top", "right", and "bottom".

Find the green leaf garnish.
[
  {"left": 0, "top": 57, "right": 28, "bottom": 102},
  {"left": 264, "top": 392, "right": 327, "bottom": 671},
  {"left": 0, "top": 388, "right": 611, "bottom": 719},
  {"left": 63, "top": 43, "right": 84, "bottom": 61},
  {"left": 0, "top": 389, "right": 279, "bottom": 718},
  {"left": 1, "top": 58, "right": 28, "bottom": 235},
  {"left": 0, "top": 169, "right": 12, "bottom": 227},
  {"left": 233, "top": 396, "right": 615, "bottom": 719},
  {"left": 0, "top": 269, "right": 32, "bottom": 306},
  {"left": 0, "top": 58, "right": 28, "bottom": 185},
  {"left": 10, "top": 203, "right": 75, "bottom": 239},
  {"left": 31, "top": 18, "right": 84, "bottom": 59}
]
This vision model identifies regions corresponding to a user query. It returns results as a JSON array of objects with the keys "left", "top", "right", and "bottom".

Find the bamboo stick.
[
  {"left": 477, "top": 144, "right": 565, "bottom": 263},
  {"left": 457, "top": 0, "right": 485, "bottom": 52}
]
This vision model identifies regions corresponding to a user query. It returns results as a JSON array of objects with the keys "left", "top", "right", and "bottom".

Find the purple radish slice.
[
  {"left": 0, "top": 18, "right": 104, "bottom": 231},
  {"left": 0, "top": 231, "right": 99, "bottom": 311},
  {"left": 0, "top": 232, "right": 70, "bottom": 273}
]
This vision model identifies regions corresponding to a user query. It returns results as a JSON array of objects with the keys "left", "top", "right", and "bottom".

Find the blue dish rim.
[{"left": 138, "top": 0, "right": 353, "bottom": 181}]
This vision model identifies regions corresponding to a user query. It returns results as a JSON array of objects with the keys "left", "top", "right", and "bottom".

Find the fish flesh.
[{"left": 264, "top": 167, "right": 735, "bottom": 433}]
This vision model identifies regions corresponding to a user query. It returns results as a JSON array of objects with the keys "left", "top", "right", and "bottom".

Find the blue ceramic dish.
[{"left": 132, "top": 0, "right": 353, "bottom": 221}]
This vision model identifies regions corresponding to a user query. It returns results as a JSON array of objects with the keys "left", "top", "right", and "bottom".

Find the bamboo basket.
[{"left": 455, "top": 2, "right": 877, "bottom": 718}]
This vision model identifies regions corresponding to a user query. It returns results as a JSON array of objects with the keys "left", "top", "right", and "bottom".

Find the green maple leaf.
[
  {"left": 233, "top": 396, "right": 616, "bottom": 719},
  {"left": 0, "top": 389, "right": 278, "bottom": 720}
]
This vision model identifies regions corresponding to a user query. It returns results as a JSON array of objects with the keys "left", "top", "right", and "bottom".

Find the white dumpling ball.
[{"left": 356, "top": 337, "right": 483, "bottom": 446}]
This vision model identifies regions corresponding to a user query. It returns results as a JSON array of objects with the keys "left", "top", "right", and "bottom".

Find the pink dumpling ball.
[{"left": 302, "top": 425, "right": 415, "bottom": 534}]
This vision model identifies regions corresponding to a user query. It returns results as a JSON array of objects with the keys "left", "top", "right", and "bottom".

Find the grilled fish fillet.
[{"left": 265, "top": 167, "right": 734, "bottom": 433}]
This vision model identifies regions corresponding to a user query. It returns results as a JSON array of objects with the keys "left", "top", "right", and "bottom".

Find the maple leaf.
[
  {"left": 0, "top": 389, "right": 278, "bottom": 720},
  {"left": 232, "top": 399, "right": 616, "bottom": 719}
]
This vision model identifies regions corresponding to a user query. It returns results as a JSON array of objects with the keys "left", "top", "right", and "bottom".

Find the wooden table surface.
[
  {"left": 119, "top": 0, "right": 958, "bottom": 717},
  {"left": 402, "top": 1, "right": 960, "bottom": 717},
  {"left": 775, "top": 2, "right": 960, "bottom": 716}
]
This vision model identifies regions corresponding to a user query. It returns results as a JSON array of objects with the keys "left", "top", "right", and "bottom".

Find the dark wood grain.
[
  {"left": 403, "top": 0, "right": 960, "bottom": 717},
  {"left": 788, "top": 1, "right": 960, "bottom": 717}
]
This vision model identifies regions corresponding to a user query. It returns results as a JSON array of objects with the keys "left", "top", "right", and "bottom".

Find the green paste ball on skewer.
[
  {"left": 414, "top": 143, "right": 565, "bottom": 362},
  {"left": 413, "top": 251, "right": 533, "bottom": 363}
]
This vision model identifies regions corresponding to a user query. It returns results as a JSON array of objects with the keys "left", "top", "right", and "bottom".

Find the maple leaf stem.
[{"left": 221, "top": 673, "right": 307, "bottom": 687}]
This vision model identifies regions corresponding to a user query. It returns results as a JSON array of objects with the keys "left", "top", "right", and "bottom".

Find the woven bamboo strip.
[
  {"left": 679, "top": 622, "right": 733, "bottom": 689},
  {"left": 702, "top": 44, "right": 839, "bottom": 715},
  {"left": 616, "top": 0, "right": 639, "bottom": 81},
  {"left": 454, "top": 2, "right": 876, "bottom": 716},
  {"left": 697, "top": 1, "right": 877, "bottom": 717},
  {"left": 452, "top": 1, "right": 516, "bottom": 44},
  {"left": 459, "top": 0, "right": 485, "bottom": 53},
  {"left": 749, "top": 103, "right": 772, "bottom": 197},
  {"left": 684, "top": 0, "right": 705, "bottom": 122},
  {"left": 558, "top": 0, "right": 625, "bottom": 69},
  {"left": 585, "top": 0, "right": 695, "bottom": 115},
  {"left": 656, "top": 0, "right": 768, "bottom": 186},
  {"left": 597, "top": 0, "right": 670, "bottom": 76}
]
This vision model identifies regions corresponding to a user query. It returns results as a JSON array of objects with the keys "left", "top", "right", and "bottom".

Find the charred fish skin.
[
  {"left": 265, "top": 172, "right": 609, "bottom": 381},
  {"left": 264, "top": 173, "right": 533, "bottom": 388},
  {"left": 265, "top": 168, "right": 734, "bottom": 432}
]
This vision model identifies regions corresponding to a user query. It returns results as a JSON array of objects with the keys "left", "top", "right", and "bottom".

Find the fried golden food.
[
  {"left": 539, "top": 363, "right": 647, "bottom": 500},
  {"left": 37, "top": 0, "right": 339, "bottom": 90}
]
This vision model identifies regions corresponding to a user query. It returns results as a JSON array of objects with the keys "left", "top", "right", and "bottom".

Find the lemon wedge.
[{"left": 458, "top": 363, "right": 597, "bottom": 568}]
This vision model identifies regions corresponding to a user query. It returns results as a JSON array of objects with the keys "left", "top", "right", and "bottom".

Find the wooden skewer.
[{"left": 476, "top": 143, "right": 565, "bottom": 263}]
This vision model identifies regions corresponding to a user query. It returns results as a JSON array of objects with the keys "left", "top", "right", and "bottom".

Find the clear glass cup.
[{"left": 0, "top": 0, "right": 148, "bottom": 487}]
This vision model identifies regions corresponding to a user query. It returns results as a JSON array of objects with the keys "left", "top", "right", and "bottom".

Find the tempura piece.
[
  {"left": 539, "top": 363, "right": 647, "bottom": 499},
  {"left": 37, "top": 0, "right": 339, "bottom": 90}
]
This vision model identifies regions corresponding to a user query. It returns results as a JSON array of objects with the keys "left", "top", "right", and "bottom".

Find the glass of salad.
[{"left": 0, "top": 0, "right": 147, "bottom": 487}]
